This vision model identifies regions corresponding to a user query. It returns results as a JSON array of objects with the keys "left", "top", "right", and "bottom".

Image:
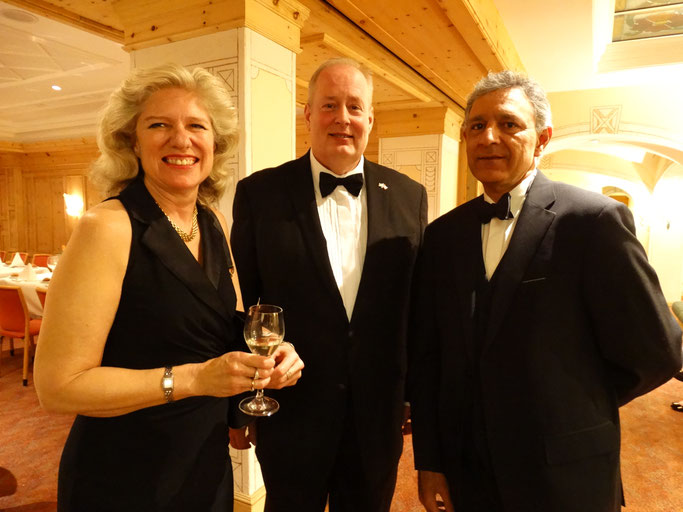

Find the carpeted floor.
[{"left": 1, "top": 340, "right": 681, "bottom": 512}]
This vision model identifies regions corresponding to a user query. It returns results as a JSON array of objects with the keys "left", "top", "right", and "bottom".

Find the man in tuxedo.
[
  {"left": 408, "top": 70, "right": 682, "bottom": 512},
  {"left": 231, "top": 58, "right": 427, "bottom": 511}
]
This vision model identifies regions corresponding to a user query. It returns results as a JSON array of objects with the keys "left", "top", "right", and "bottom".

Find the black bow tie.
[
  {"left": 319, "top": 172, "right": 364, "bottom": 197},
  {"left": 477, "top": 193, "right": 513, "bottom": 224}
]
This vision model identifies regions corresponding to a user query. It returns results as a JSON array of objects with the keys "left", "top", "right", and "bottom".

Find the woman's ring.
[
  {"left": 285, "top": 370, "right": 291, "bottom": 381},
  {"left": 254, "top": 369, "right": 259, "bottom": 380},
  {"left": 250, "top": 378, "right": 255, "bottom": 392}
]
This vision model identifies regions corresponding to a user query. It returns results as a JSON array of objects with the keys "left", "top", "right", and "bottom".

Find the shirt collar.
[{"left": 483, "top": 169, "right": 537, "bottom": 218}]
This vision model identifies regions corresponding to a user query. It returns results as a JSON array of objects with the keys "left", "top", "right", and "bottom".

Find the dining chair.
[
  {"left": 0, "top": 285, "right": 41, "bottom": 386},
  {"left": 31, "top": 254, "right": 51, "bottom": 268},
  {"left": 35, "top": 286, "right": 48, "bottom": 309},
  {"left": 7, "top": 252, "right": 28, "bottom": 265}
]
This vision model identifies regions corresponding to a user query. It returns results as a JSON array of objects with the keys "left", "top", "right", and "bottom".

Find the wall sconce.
[{"left": 63, "top": 193, "right": 84, "bottom": 217}]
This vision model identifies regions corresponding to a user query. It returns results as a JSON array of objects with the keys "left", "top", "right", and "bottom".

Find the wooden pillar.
[{"left": 375, "top": 106, "right": 464, "bottom": 221}]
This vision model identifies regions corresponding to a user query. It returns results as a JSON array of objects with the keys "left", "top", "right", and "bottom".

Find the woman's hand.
[
  {"left": 192, "top": 351, "right": 276, "bottom": 397},
  {"left": 266, "top": 341, "right": 304, "bottom": 389}
]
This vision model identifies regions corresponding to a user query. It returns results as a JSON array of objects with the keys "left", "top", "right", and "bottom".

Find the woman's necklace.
[{"left": 155, "top": 200, "right": 199, "bottom": 242}]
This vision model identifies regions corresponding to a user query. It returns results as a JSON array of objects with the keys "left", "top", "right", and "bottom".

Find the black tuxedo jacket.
[
  {"left": 409, "top": 172, "right": 682, "bottom": 512},
  {"left": 231, "top": 152, "right": 427, "bottom": 482}
]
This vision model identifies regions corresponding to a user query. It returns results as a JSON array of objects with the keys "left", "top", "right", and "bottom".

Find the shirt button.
[
  {"left": 338, "top": 383, "right": 347, "bottom": 390},
  {"left": 348, "top": 329, "right": 354, "bottom": 338}
]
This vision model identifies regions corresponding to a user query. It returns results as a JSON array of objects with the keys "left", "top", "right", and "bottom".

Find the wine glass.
[
  {"left": 47, "top": 254, "right": 60, "bottom": 272},
  {"left": 239, "top": 304, "right": 285, "bottom": 416}
]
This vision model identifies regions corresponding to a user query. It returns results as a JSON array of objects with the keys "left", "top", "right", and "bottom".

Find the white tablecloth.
[
  {"left": 0, "top": 272, "right": 51, "bottom": 318},
  {"left": 0, "top": 265, "right": 26, "bottom": 278}
]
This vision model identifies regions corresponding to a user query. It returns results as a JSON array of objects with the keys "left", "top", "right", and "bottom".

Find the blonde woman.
[{"left": 34, "top": 63, "right": 303, "bottom": 511}]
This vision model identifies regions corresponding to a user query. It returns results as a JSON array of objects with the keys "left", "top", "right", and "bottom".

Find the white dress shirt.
[
  {"left": 310, "top": 152, "right": 368, "bottom": 320},
  {"left": 481, "top": 170, "right": 536, "bottom": 280}
]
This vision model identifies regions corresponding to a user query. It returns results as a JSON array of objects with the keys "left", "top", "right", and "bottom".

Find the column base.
[{"left": 234, "top": 485, "right": 266, "bottom": 512}]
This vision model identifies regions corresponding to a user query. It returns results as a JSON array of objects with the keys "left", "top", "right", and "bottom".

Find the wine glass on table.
[
  {"left": 47, "top": 254, "right": 60, "bottom": 272},
  {"left": 239, "top": 304, "right": 285, "bottom": 417}
]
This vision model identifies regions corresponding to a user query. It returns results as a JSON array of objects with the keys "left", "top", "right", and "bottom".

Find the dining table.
[{"left": 0, "top": 263, "right": 51, "bottom": 318}]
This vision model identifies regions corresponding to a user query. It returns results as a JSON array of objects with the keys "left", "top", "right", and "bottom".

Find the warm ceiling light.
[
  {"left": 63, "top": 193, "right": 84, "bottom": 217},
  {"left": 51, "top": 85, "right": 62, "bottom": 91}
]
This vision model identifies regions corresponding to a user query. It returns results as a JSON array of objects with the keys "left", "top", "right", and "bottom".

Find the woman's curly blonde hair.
[{"left": 90, "top": 63, "right": 238, "bottom": 205}]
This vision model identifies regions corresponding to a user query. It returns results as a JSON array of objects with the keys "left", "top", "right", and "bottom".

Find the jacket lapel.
[
  {"left": 286, "top": 153, "right": 346, "bottom": 311},
  {"left": 350, "top": 162, "right": 387, "bottom": 322},
  {"left": 197, "top": 208, "right": 236, "bottom": 313},
  {"left": 363, "top": 162, "right": 389, "bottom": 249},
  {"left": 122, "top": 178, "right": 232, "bottom": 319},
  {"left": 457, "top": 201, "right": 487, "bottom": 363},
  {"left": 485, "top": 172, "right": 556, "bottom": 344}
]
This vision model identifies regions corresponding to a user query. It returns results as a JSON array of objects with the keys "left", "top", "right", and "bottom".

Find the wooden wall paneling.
[
  {"left": 22, "top": 175, "right": 36, "bottom": 252},
  {"left": 1, "top": 138, "right": 100, "bottom": 255},
  {"left": 0, "top": 168, "right": 16, "bottom": 251},
  {"left": 22, "top": 174, "right": 56, "bottom": 254},
  {"left": 50, "top": 175, "right": 68, "bottom": 253},
  {"left": 0, "top": 151, "right": 22, "bottom": 252},
  {"left": 24, "top": 175, "right": 44, "bottom": 253},
  {"left": 23, "top": 173, "right": 86, "bottom": 255},
  {"left": 13, "top": 166, "right": 26, "bottom": 252}
]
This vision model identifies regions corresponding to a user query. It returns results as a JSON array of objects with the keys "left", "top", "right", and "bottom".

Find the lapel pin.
[{"left": 378, "top": 183, "right": 388, "bottom": 190}]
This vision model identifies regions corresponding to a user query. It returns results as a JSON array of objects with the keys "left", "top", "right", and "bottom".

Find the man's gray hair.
[
  {"left": 464, "top": 70, "right": 552, "bottom": 133},
  {"left": 307, "top": 57, "right": 374, "bottom": 105}
]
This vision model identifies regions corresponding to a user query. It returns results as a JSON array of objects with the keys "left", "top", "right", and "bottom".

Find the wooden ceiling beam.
[
  {"left": 325, "top": 0, "right": 474, "bottom": 106},
  {"left": 375, "top": 106, "right": 462, "bottom": 140},
  {"left": 111, "top": 0, "right": 309, "bottom": 53},
  {"left": 4, "top": 0, "right": 124, "bottom": 42},
  {"left": 436, "top": 0, "right": 524, "bottom": 72},
  {"left": 300, "top": 33, "right": 433, "bottom": 103},
  {"left": 325, "top": 0, "right": 524, "bottom": 106},
  {"left": 298, "top": 0, "right": 458, "bottom": 111}
]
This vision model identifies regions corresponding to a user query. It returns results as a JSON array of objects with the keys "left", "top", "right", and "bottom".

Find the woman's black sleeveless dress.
[{"left": 58, "top": 177, "right": 241, "bottom": 511}]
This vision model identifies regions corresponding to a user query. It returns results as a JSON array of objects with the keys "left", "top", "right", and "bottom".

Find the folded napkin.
[
  {"left": 18, "top": 263, "right": 37, "bottom": 281},
  {"left": 10, "top": 252, "right": 24, "bottom": 267}
]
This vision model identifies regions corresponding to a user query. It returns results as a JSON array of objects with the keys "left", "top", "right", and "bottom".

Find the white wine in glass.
[{"left": 239, "top": 304, "right": 284, "bottom": 416}]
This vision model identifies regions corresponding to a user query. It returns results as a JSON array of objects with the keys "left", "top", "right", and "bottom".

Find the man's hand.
[
  {"left": 266, "top": 341, "right": 304, "bottom": 389},
  {"left": 418, "top": 470, "right": 454, "bottom": 512}
]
